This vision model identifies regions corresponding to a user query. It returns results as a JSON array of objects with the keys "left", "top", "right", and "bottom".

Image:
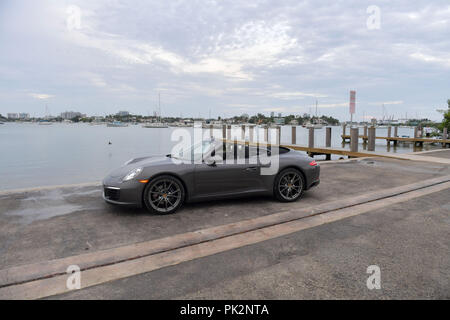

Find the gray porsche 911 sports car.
[{"left": 103, "top": 139, "right": 320, "bottom": 214}]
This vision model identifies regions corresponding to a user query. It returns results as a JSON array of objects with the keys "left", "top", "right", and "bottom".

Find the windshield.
[{"left": 171, "top": 140, "right": 216, "bottom": 162}]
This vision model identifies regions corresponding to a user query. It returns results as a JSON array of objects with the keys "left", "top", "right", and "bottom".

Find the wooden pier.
[
  {"left": 341, "top": 135, "right": 450, "bottom": 147},
  {"left": 341, "top": 124, "right": 450, "bottom": 148},
  {"left": 225, "top": 139, "right": 450, "bottom": 165},
  {"left": 222, "top": 123, "right": 450, "bottom": 162}
]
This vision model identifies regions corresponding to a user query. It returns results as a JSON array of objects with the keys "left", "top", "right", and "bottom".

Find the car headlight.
[{"left": 122, "top": 167, "right": 143, "bottom": 182}]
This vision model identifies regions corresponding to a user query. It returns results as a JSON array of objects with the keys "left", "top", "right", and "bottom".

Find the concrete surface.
[
  {"left": 52, "top": 188, "right": 450, "bottom": 299},
  {"left": 1, "top": 158, "right": 450, "bottom": 271},
  {"left": 0, "top": 156, "right": 449, "bottom": 299},
  {"left": 420, "top": 150, "right": 450, "bottom": 159}
]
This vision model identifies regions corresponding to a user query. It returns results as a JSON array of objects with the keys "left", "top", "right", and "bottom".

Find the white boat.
[
  {"left": 202, "top": 121, "right": 224, "bottom": 129},
  {"left": 305, "top": 124, "right": 324, "bottom": 129},
  {"left": 38, "top": 120, "right": 53, "bottom": 125},
  {"left": 304, "top": 120, "right": 324, "bottom": 129},
  {"left": 142, "top": 122, "right": 168, "bottom": 128},
  {"left": 169, "top": 121, "right": 193, "bottom": 127},
  {"left": 107, "top": 121, "right": 128, "bottom": 127}
]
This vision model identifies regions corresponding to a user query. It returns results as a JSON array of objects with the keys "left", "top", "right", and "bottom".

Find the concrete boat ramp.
[{"left": 0, "top": 150, "right": 449, "bottom": 299}]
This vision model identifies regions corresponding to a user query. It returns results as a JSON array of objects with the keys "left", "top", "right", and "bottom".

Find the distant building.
[
  {"left": 19, "top": 113, "right": 30, "bottom": 119},
  {"left": 274, "top": 117, "right": 285, "bottom": 125},
  {"left": 116, "top": 111, "right": 130, "bottom": 117},
  {"left": 289, "top": 119, "right": 299, "bottom": 125},
  {"left": 270, "top": 112, "right": 275, "bottom": 117},
  {"left": 7, "top": 113, "right": 19, "bottom": 119},
  {"left": 60, "top": 111, "right": 85, "bottom": 120}
]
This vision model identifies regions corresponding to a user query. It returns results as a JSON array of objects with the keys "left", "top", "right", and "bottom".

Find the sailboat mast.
[{"left": 158, "top": 92, "right": 161, "bottom": 122}]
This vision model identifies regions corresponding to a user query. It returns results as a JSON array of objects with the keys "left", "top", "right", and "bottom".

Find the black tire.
[
  {"left": 273, "top": 168, "right": 305, "bottom": 202},
  {"left": 143, "top": 175, "right": 185, "bottom": 214}
]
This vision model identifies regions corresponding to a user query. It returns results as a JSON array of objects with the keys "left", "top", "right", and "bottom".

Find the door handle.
[{"left": 245, "top": 167, "right": 257, "bottom": 172}]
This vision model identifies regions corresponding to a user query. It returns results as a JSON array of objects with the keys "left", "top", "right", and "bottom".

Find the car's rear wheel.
[
  {"left": 274, "top": 168, "right": 305, "bottom": 202},
  {"left": 143, "top": 175, "right": 185, "bottom": 214}
]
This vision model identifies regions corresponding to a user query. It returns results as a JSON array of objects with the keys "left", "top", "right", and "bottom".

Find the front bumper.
[
  {"left": 102, "top": 177, "right": 145, "bottom": 207},
  {"left": 103, "top": 187, "right": 138, "bottom": 206}
]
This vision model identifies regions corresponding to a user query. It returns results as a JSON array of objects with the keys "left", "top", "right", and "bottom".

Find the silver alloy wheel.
[
  {"left": 278, "top": 172, "right": 302, "bottom": 201},
  {"left": 148, "top": 179, "right": 182, "bottom": 213}
]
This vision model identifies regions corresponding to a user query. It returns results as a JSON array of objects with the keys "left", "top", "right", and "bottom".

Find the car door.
[{"left": 193, "top": 142, "right": 263, "bottom": 198}]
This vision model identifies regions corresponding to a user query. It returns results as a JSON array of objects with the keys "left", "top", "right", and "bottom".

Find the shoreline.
[{"left": 1, "top": 149, "right": 450, "bottom": 195}]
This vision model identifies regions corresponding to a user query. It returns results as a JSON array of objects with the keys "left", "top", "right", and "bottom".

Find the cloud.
[
  {"left": 268, "top": 92, "right": 328, "bottom": 100},
  {"left": 368, "top": 101, "right": 404, "bottom": 106},
  {"left": 64, "top": 16, "right": 300, "bottom": 80},
  {"left": 315, "top": 103, "right": 348, "bottom": 108},
  {"left": 409, "top": 52, "right": 450, "bottom": 68},
  {"left": 1, "top": 1, "right": 449, "bottom": 120},
  {"left": 29, "top": 93, "right": 54, "bottom": 99}
]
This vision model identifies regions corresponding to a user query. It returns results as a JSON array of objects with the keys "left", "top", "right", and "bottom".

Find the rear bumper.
[
  {"left": 305, "top": 164, "right": 320, "bottom": 190},
  {"left": 308, "top": 179, "right": 320, "bottom": 189}
]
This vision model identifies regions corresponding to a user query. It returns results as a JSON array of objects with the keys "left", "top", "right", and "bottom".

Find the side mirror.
[{"left": 204, "top": 154, "right": 220, "bottom": 167}]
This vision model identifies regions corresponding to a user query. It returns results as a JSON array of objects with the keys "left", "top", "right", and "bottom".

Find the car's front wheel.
[
  {"left": 274, "top": 168, "right": 305, "bottom": 202},
  {"left": 143, "top": 175, "right": 185, "bottom": 214}
]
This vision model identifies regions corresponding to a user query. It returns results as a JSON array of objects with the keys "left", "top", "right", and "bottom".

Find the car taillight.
[{"left": 309, "top": 160, "right": 318, "bottom": 166}]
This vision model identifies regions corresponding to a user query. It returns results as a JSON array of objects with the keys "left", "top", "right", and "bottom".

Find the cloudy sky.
[{"left": 0, "top": 0, "right": 449, "bottom": 121}]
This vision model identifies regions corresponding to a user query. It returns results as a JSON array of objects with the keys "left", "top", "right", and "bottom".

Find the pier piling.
[
  {"left": 368, "top": 126, "right": 376, "bottom": 151},
  {"left": 308, "top": 127, "right": 314, "bottom": 151},
  {"left": 413, "top": 126, "right": 424, "bottom": 147},
  {"left": 325, "top": 127, "right": 332, "bottom": 148},
  {"left": 393, "top": 126, "right": 398, "bottom": 146},
  {"left": 325, "top": 127, "right": 332, "bottom": 160},
  {"left": 350, "top": 127, "right": 359, "bottom": 153},
  {"left": 222, "top": 125, "right": 226, "bottom": 140},
  {"left": 443, "top": 128, "right": 448, "bottom": 148},
  {"left": 387, "top": 126, "right": 392, "bottom": 146},
  {"left": 291, "top": 126, "right": 296, "bottom": 145},
  {"left": 363, "top": 126, "right": 368, "bottom": 144},
  {"left": 277, "top": 126, "right": 281, "bottom": 145}
]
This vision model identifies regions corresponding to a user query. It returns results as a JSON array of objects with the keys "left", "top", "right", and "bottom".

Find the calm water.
[{"left": 0, "top": 123, "right": 441, "bottom": 190}]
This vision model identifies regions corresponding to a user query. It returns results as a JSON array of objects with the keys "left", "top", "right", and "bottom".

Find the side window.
[{"left": 248, "top": 146, "right": 258, "bottom": 158}]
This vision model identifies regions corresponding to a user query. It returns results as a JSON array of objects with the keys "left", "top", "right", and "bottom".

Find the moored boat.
[
  {"left": 142, "top": 122, "right": 168, "bottom": 128},
  {"left": 107, "top": 121, "right": 128, "bottom": 127}
]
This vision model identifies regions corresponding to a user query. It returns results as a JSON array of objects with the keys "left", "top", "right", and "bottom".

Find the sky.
[{"left": 0, "top": 0, "right": 449, "bottom": 121}]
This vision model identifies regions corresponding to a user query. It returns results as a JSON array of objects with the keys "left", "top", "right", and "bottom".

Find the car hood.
[{"left": 107, "top": 155, "right": 172, "bottom": 178}]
